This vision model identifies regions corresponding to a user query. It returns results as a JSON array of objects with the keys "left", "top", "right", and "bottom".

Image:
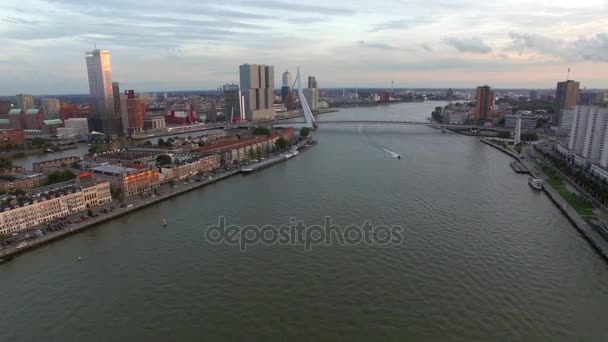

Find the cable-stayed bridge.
[{"left": 272, "top": 76, "right": 512, "bottom": 132}]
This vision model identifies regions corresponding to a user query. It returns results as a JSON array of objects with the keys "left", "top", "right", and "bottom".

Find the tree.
[
  {"left": 157, "top": 138, "right": 165, "bottom": 147},
  {"left": 44, "top": 170, "right": 77, "bottom": 186},
  {"left": 300, "top": 127, "right": 311, "bottom": 138},
  {"left": 71, "top": 161, "right": 81, "bottom": 169},
  {"left": 0, "top": 157, "right": 12, "bottom": 168},
  {"left": 255, "top": 147, "right": 263, "bottom": 159},
  {"left": 247, "top": 148, "right": 256, "bottom": 161},
  {"left": 253, "top": 126, "right": 271, "bottom": 136},
  {"left": 143, "top": 140, "right": 152, "bottom": 147},
  {"left": 497, "top": 131, "right": 511, "bottom": 141},
  {"left": 431, "top": 107, "right": 443, "bottom": 123},
  {"left": 275, "top": 137, "right": 290, "bottom": 152},
  {"left": 156, "top": 154, "right": 172, "bottom": 166},
  {"left": 87, "top": 209, "right": 93, "bottom": 217},
  {"left": 168, "top": 179, "right": 176, "bottom": 187}
]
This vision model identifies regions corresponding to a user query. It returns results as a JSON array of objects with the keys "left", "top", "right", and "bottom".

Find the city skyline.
[{"left": 0, "top": 0, "right": 607, "bottom": 94}]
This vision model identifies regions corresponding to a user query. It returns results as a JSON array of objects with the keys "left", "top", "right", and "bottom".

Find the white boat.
[
  {"left": 161, "top": 218, "right": 167, "bottom": 227},
  {"left": 528, "top": 177, "right": 543, "bottom": 191},
  {"left": 16, "top": 242, "right": 28, "bottom": 249},
  {"left": 290, "top": 146, "right": 299, "bottom": 156}
]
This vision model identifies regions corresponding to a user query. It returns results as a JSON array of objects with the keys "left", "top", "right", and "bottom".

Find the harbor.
[{"left": 0, "top": 139, "right": 317, "bottom": 261}]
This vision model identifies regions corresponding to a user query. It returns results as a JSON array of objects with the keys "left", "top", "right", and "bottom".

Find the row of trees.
[{"left": 541, "top": 150, "right": 608, "bottom": 207}]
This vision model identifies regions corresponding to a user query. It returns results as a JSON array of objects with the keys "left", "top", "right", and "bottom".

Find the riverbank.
[
  {"left": 480, "top": 138, "right": 608, "bottom": 261},
  {"left": 0, "top": 140, "right": 318, "bottom": 261}
]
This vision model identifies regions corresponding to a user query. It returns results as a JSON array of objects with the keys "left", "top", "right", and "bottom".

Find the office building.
[
  {"left": 446, "top": 88, "right": 454, "bottom": 100},
  {"left": 16, "top": 94, "right": 34, "bottom": 111},
  {"left": 111, "top": 82, "right": 124, "bottom": 136},
  {"left": 86, "top": 49, "right": 121, "bottom": 136},
  {"left": 223, "top": 84, "right": 244, "bottom": 121},
  {"left": 554, "top": 80, "right": 580, "bottom": 126},
  {"left": 41, "top": 98, "right": 61, "bottom": 120},
  {"left": 119, "top": 93, "right": 129, "bottom": 131},
  {"left": 124, "top": 90, "right": 145, "bottom": 133},
  {"left": 239, "top": 64, "right": 275, "bottom": 120},
  {"left": 281, "top": 70, "right": 292, "bottom": 106},
  {"left": 505, "top": 114, "right": 537, "bottom": 131},
  {"left": 64, "top": 118, "right": 90, "bottom": 135},
  {"left": 474, "top": 86, "right": 494, "bottom": 121},
  {"left": 529, "top": 90, "right": 539, "bottom": 101},
  {"left": 307, "top": 76, "right": 317, "bottom": 89}
]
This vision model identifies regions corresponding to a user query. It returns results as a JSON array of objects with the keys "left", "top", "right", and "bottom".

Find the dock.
[{"left": 510, "top": 161, "right": 530, "bottom": 174}]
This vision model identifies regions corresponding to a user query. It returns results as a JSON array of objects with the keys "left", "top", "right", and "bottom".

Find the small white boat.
[
  {"left": 528, "top": 177, "right": 543, "bottom": 191},
  {"left": 16, "top": 242, "right": 28, "bottom": 249},
  {"left": 162, "top": 218, "right": 167, "bottom": 227}
]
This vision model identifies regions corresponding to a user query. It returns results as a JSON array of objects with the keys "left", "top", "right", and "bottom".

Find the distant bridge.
[{"left": 314, "top": 120, "right": 513, "bottom": 132}]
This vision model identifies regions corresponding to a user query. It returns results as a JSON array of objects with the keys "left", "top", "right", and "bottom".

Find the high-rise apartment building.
[
  {"left": 554, "top": 80, "right": 580, "bottom": 126},
  {"left": 86, "top": 49, "right": 120, "bottom": 136},
  {"left": 474, "top": 86, "right": 494, "bottom": 121},
  {"left": 239, "top": 64, "right": 275, "bottom": 120},
  {"left": 16, "top": 94, "right": 34, "bottom": 110},
  {"left": 567, "top": 106, "right": 608, "bottom": 162},
  {"left": 41, "top": 98, "right": 61, "bottom": 119}
]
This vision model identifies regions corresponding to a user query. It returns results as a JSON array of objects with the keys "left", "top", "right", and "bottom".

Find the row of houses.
[{"left": 0, "top": 174, "right": 112, "bottom": 235}]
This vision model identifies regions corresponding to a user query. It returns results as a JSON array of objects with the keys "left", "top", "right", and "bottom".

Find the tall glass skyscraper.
[{"left": 86, "top": 49, "right": 121, "bottom": 136}]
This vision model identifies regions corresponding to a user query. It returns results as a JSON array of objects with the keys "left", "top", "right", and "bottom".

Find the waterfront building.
[
  {"left": 554, "top": 80, "right": 580, "bottom": 126},
  {"left": 0, "top": 178, "right": 111, "bottom": 235},
  {"left": 239, "top": 64, "right": 275, "bottom": 120},
  {"left": 0, "top": 100, "right": 12, "bottom": 116},
  {"left": 33, "top": 157, "right": 81, "bottom": 172},
  {"left": 24, "top": 109, "right": 44, "bottom": 130},
  {"left": 505, "top": 114, "right": 537, "bottom": 131},
  {"left": 64, "top": 118, "right": 89, "bottom": 135},
  {"left": 165, "top": 110, "right": 198, "bottom": 125},
  {"left": 281, "top": 70, "right": 292, "bottom": 106},
  {"left": 41, "top": 98, "right": 61, "bottom": 120},
  {"left": 124, "top": 90, "right": 146, "bottom": 134},
  {"left": 8, "top": 109, "right": 24, "bottom": 130},
  {"left": 159, "top": 155, "right": 220, "bottom": 181},
  {"left": 567, "top": 106, "right": 608, "bottom": 165},
  {"left": 42, "top": 119, "right": 63, "bottom": 135},
  {"left": 86, "top": 49, "right": 121, "bottom": 136},
  {"left": 16, "top": 94, "right": 34, "bottom": 111},
  {"left": 143, "top": 116, "right": 166, "bottom": 130},
  {"left": 122, "top": 170, "right": 161, "bottom": 196},
  {"left": 0, "top": 129, "right": 25, "bottom": 147},
  {"left": 474, "top": 86, "right": 494, "bottom": 121}
]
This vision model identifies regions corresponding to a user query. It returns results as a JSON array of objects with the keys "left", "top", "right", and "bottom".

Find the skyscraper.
[
  {"left": 307, "top": 76, "right": 317, "bottom": 89},
  {"left": 281, "top": 70, "right": 292, "bottom": 106},
  {"left": 16, "top": 94, "right": 34, "bottom": 110},
  {"left": 86, "top": 49, "right": 120, "bottom": 136},
  {"left": 223, "top": 84, "right": 244, "bottom": 121},
  {"left": 124, "top": 90, "right": 145, "bottom": 133},
  {"left": 554, "top": 80, "right": 580, "bottom": 126},
  {"left": 41, "top": 98, "right": 60, "bottom": 119},
  {"left": 239, "top": 64, "right": 275, "bottom": 120},
  {"left": 111, "top": 82, "right": 124, "bottom": 136},
  {"left": 474, "top": 85, "right": 494, "bottom": 121}
]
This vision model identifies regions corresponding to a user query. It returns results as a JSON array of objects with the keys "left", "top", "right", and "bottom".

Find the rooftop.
[{"left": 91, "top": 164, "right": 136, "bottom": 176}]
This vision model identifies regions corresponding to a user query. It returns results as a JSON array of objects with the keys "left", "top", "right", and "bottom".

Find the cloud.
[
  {"left": 420, "top": 43, "right": 433, "bottom": 52},
  {"left": 357, "top": 40, "right": 398, "bottom": 50},
  {"left": 369, "top": 17, "right": 433, "bottom": 32},
  {"left": 508, "top": 32, "right": 608, "bottom": 62},
  {"left": 443, "top": 36, "right": 492, "bottom": 54}
]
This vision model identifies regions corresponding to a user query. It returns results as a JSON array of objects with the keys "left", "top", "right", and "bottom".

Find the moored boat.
[{"left": 528, "top": 177, "right": 543, "bottom": 191}]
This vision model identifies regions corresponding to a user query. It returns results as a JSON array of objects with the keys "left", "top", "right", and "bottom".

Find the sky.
[{"left": 1, "top": 0, "right": 607, "bottom": 95}]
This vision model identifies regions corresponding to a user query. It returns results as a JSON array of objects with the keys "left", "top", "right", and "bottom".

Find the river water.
[{"left": 1, "top": 102, "right": 607, "bottom": 341}]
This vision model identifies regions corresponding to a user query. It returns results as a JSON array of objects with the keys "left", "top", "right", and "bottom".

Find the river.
[{"left": 1, "top": 102, "right": 607, "bottom": 341}]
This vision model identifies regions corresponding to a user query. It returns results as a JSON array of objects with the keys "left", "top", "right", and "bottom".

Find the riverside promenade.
[
  {"left": 1, "top": 140, "right": 317, "bottom": 261},
  {"left": 480, "top": 138, "right": 608, "bottom": 261}
]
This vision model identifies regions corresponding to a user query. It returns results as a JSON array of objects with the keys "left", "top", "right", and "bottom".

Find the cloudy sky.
[{"left": 1, "top": 0, "right": 607, "bottom": 94}]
